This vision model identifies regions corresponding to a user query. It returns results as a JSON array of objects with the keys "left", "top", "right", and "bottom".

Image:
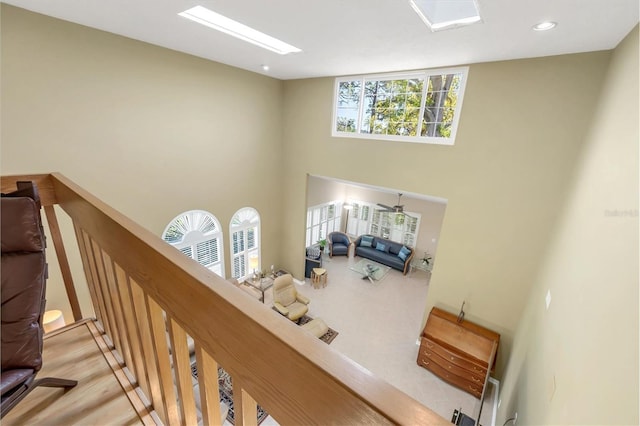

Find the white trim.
[
  {"left": 488, "top": 377, "right": 499, "bottom": 426},
  {"left": 332, "top": 66, "right": 469, "bottom": 145},
  {"left": 312, "top": 175, "right": 448, "bottom": 205}
]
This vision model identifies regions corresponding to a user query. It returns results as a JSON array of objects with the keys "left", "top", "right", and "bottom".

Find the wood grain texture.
[
  {"left": 168, "top": 317, "right": 198, "bottom": 425},
  {"left": 5, "top": 173, "right": 448, "bottom": 425},
  {"left": 419, "top": 307, "right": 500, "bottom": 398},
  {"left": 195, "top": 343, "right": 223, "bottom": 426},
  {"left": 1, "top": 174, "right": 57, "bottom": 205},
  {"left": 2, "top": 322, "right": 152, "bottom": 425},
  {"left": 44, "top": 205, "right": 83, "bottom": 320}
]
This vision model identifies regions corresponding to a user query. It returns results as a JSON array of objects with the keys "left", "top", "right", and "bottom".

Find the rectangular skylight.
[
  {"left": 409, "top": 0, "right": 482, "bottom": 32},
  {"left": 178, "top": 6, "right": 301, "bottom": 55}
]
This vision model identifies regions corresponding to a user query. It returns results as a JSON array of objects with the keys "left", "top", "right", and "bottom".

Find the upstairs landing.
[{"left": 3, "top": 320, "right": 156, "bottom": 425}]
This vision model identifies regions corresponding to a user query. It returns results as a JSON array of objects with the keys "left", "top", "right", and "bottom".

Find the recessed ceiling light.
[
  {"left": 261, "top": 64, "right": 270, "bottom": 72},
  {"left": 409, "top": 0, "right": 482, "bottom": 32},
  {"left": 532, "top": 21, "right": 557, "bottom": 31},
  {"left": 178, "top": 6, "right": 301, "bottom": 55}
]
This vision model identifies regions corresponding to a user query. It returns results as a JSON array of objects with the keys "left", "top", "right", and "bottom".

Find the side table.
[
  {"left": 410, "top": 258, "right": 432, "bottom": 279},
  {"left": 242, "top": 276, "right": 274, "bottom": 303},
  {"left": 311, "top": 268, "right": 327, "bottom": 289}
]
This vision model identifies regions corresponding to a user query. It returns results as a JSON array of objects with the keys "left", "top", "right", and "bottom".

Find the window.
[
  {"left": 347, "top": 199, "right": 421, "bottom": 247},
  {"left": 346, "top": 201, "right": 372, "bottom": 237},
  {"left": 305, "top": 201, "right": 343, "bottom": 247},
  {"left": 332, "top": 67, "right": 468, "bottom": 145},
  {"left": 229, "top": 207, "right": 261, "bottom": 280},
  {"left": 370, "top": 210, "right": 421, "bottom": 247},
  {"left": 162, "top": 210, "right": 225, "bottom": 277}
]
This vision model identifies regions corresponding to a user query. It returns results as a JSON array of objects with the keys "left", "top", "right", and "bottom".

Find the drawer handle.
[
  {"left": 426, "top": 342, "right": 434, "bottom": 348},
  {"left": 425, "top": 352, "right": 432, "bottom": 357},
  {"left": 473, "top": 366, "right": 482, "bottom": 372},
  {"left": 471, "top": 376, "right": 481, "bottom": 383},
  {"left": 450, "top": 356, "right": 455, "bottom": 361},
  {"left": 469, "top": 385, "right": 479, "bottom": 392}
]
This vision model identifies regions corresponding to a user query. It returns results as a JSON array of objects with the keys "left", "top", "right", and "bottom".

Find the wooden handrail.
[{"left": 1, "top": 173, "right": 448, "bottom": 425}]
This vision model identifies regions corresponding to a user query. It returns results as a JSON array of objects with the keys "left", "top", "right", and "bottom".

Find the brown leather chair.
[{"left": 1, "top": 182, "right": 77, "bottom": 418}]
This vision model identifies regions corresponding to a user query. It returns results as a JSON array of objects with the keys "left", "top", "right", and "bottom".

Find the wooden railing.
[{"left": 1, "top": 173, "right": 447, "bottom": 426}]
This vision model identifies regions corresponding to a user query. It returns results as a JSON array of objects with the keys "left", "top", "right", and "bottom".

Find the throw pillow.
[
  {"left": 398, "top": 245, "right": 411, "bottom": 261},
  {"left": 375, "top": 242, "right": 387, "bottom": 252},
  {"left": 307, "top": 247, "right": 321, "bottom": 259},
  {"left": 361, "top": 235, "right": 374, "bottom": 247}
]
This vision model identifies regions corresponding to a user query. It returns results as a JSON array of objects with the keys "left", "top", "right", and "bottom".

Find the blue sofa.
[{"left": 353, "top": 235, "right": 414, "bottom": 275}]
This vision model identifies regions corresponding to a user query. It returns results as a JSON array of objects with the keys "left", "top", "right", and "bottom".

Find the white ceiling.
[{"left": 2, "top": 0, "right": 638, "bottom": 80}]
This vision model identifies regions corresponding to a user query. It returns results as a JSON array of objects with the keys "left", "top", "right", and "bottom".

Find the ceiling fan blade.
[{"left": 377, "top": 203, "right": 394, "bottom": 211}]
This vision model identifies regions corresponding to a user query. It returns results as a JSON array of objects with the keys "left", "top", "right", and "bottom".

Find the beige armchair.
[{"left": 272, "top": 274, "right": 310, "bottom": 321}]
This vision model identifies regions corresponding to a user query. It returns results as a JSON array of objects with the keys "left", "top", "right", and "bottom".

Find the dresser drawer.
[
  {"left": 418, "top": 356, "right": 483, "bottom": 398},
  {"left": 419, "top": 344, "right": 485, "bottom": 384},
  {"left": 421, "top": 337, "right": 487, "bottom": 377},
  {"left": 417, "top": 308, "right": 500, "bottom": 400}
]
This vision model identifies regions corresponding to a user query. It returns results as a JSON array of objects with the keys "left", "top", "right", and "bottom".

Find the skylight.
[
  {"left": 409, "top": 0, "right": 482, "bottom": 32},
  {"left": 178, "top": 6, "right": 301, "bottom": 55}
]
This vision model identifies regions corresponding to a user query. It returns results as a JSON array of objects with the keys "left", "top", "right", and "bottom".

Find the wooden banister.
[{"left": 1, "top": 173, "right": 448, "bottom": 425}]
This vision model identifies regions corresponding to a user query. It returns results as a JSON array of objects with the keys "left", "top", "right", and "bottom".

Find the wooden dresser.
[{"left": 417, "top": 307, "right": 500, "bottom": 398}]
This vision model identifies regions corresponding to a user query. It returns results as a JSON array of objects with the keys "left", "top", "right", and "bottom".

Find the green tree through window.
[{"left": 333, "top": 67, "right": 468, "bottom": 145}]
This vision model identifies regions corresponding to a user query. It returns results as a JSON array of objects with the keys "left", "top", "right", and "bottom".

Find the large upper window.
[
  {"left": 229, "top": 207, "right": 260, "bottom": 280},
  {"left": 162, "top": 210, "right": 225, "bottom": 277},
  {"left": 332, "top": 67, "right": 468, "bottom": 145}
]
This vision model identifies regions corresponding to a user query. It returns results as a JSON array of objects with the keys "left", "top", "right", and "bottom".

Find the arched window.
[
  {"left": 229, "top": 207, "right": 261, "bottom": 280},
  {"left": 162, "top": 210, "right": 225, "bottom": 277}
]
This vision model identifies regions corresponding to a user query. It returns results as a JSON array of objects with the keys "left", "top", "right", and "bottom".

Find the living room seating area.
[
  {"left": 328, "top": 232, "right": 351, "bottom": 258},
  {"left": 353, "top": 234, "right": 414, "bottom": 275}
]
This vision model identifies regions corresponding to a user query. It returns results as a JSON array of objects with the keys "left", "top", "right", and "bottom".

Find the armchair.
[
  {"left": 272, "top": 274, "right": 310, "bottom": 321},
  {"left": 328, "top": 232, "right": 351, "bottom": 258},
  {"left": 1, "top": 182, "right": 77, "bottom": 418}
]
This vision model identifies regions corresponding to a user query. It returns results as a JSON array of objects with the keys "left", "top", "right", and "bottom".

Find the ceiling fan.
[{"left": 377, "top": 193, "right": 415, "bottom": 219}]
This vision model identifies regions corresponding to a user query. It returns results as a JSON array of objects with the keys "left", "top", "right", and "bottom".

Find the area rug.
[
  {"left": 270, "top": 308, "right": 339, "bottom": 344},
  {"left": 190, "top": 363, "right": 268, "bottom": 425},
  {"left": 297, "top": 314, "right": 339, "bottom": 344},
  {"left": 349, "top": 258, "right": 392, "bottom": 282}
]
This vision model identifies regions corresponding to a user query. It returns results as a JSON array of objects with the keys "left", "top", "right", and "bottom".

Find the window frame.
[
  {"left": 161, "top": 210, "right": 225, "bottom": 277},
  {"left": 331, "top": 66, "right": 469, "bottom": 146},
  {"left": 305, "top": 201, "right": 343, "bottom": 248},
  {"left": 229, "top": 207, "right": 261, "bottom": 281}
]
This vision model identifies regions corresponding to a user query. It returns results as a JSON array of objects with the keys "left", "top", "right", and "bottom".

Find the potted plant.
[
  {"left": 317, "top": 238, "right": 327, "bottom": 252},
  {"left": 421, "top": 251, "right": 432, "bottom": 266}
]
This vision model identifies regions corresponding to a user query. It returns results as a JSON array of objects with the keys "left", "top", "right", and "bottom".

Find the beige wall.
[
  {"left": 1, "top": 5, "right": 284, "bottom": 321},
  {"left": 2, "top": 5, "right": 637, "bottom": 424},
  {"left": 281, "top": 51, "right": 611, "bottom": 377},
  {"left": 497, "top": 26, "right": 639, "bottom": 425}
]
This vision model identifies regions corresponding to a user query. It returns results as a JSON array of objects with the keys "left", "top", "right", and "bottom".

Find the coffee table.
[{"left": 349, "top": 259, "right": 391, "bottom": 283}]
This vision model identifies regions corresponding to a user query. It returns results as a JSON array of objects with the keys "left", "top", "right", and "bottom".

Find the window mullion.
[
  {"left": 356, "top": 76, "right": 366, "bottom": 134},
  {"left": 418, "top": 72, "right": 428, "bottom": 136}
]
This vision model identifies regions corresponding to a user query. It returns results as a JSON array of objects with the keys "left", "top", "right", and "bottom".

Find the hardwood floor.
[{"left": 3, "top": 321, "right": 155, "bottom": 426}]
